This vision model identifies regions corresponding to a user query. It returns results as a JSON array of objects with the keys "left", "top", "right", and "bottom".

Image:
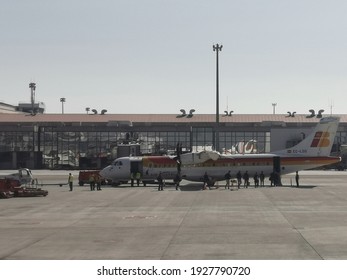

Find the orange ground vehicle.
[{"left": 78, "top": 170, "right": 106, "bottom": 186}]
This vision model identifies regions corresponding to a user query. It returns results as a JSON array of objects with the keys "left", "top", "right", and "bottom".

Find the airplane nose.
[{"left": 99, "top": 167, "right": 109, "bottom": 179}]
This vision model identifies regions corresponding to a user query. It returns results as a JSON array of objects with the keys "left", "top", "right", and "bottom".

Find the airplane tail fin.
[{"left": 277, "top": 116, "right": 340, "bottom": 157}]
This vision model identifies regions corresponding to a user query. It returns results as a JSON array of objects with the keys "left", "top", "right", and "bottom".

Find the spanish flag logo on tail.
[{"left": 310, "top": 131, "right": 330, "bottom": 147}]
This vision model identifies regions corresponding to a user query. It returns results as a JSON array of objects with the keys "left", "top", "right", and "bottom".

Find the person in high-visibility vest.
[
  {"left": 89, "top": 174, "right": 95, "bottom": 191},
  {"left": 68, "top": 173, "right": 74, "bottom": 191},
  {"left": 135, "top": 172, "right": 141, "bottom": 187}
]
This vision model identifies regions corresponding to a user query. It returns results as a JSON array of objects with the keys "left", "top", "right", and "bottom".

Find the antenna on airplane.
[
  {"left": 101, "top": 109, "right": 107, "bottom": 115},
  {"left": 92, "top": 109, "right": 98, "bottom": 114}
]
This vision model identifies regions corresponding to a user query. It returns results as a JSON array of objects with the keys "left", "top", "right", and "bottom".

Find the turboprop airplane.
[{"left": 100, "top": 116, "right": 341, "bottom": 186}]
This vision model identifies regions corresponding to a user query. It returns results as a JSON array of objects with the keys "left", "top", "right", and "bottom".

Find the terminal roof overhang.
[{"left": 0, "top": 113, "right": 346, "bottom": 127}]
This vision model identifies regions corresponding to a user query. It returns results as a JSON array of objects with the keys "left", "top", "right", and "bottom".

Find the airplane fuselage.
[{"left": 100, "top": 153, "right": 340, "bottom": 184}]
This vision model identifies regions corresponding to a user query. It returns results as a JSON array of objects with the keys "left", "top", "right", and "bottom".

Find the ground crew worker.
[
  {"left": 269, "top": 172, "right": 275, "bottom": 186},
  {"left": 259, "top": 171, "right": 265, "bottom": 187},
  {"left": 236, "top": 171, "right": 242, "bottom": 189},
  {"left": 130, "top": 172, "right": 134, "bottom": 187},
  {"left": 253, "top": 172, "right": 259, "bottom": 187},
  {"left": 89, "top": 174, "right": 95, "bottom": 191},
  {"left": 96, "top": 175, "right": 102, "bottom": 191},
  {"left": 203, "top": 172, "right": 210, "bottom": 190},
  {"left": 174, "top": 173, "right": 181, "bottom": 190},
  {"left": 157, "top": 172, "right": 164, "bottom": 191},
  {"left": 224, "top": 170, "right": 231, "bottom": 189},
  {"left": 68, "top": 173, "right": 74, "bottom": 191},
  {"left": 243, "top": 171, "right": 249, "bottom": 188},
  {"left": 135, "top": 171, "right": 141, "bottom": 187},
  {"left": 295, "top": 171, "right": 299, "bottom": 187}
]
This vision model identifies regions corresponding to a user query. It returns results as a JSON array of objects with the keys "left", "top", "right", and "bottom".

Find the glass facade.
[
  {"left": 0, "top": 123, "right": 345, "bottom": 169},
  {"left": 0, "top": 131, "right": 34, "bottom": 152},
  {"left": 334, "top": 131, "right": 347, "bottom": 153},
  {"left": 218, "top": 131, "right": 271, "bottom": 154}
]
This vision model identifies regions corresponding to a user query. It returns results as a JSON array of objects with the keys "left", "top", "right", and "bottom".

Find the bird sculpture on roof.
[
  {"left": 176, "top": 109, "right": 187, "bottom": 118},
  {"left": 306, "top": 109, "right": 315, "bottom": 118},
  {"left": 316, "top": 109, "right": 324, "bottom": 118},
  {"left": 187, "top": 109, "right": 195, "bottom": 118}
]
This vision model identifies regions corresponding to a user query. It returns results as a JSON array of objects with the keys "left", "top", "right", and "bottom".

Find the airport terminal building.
[{"left": 0, "top": 104, "right": 347, "bottom": 170}]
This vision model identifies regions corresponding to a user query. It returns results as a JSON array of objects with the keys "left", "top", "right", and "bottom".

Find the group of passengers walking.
[
  {"left": 234, "top": 170, "right": 275, "bottom": 189},
  {"left": 220, "top": 170, "right": 288, "bottom": 190}
]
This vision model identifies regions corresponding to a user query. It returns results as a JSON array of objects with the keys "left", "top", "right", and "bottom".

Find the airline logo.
[{"left": 310, "top": 131, "right": 330, "bottom": 147}]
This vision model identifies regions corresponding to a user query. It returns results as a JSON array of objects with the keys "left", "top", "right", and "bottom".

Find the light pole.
[
  {"left": 29, "top": 82, "right": 36, "bottom": 114},
  {"left": 213, "top": 44, "right": 223, "bottom": 151},
  {"left": 60, "top": 98, "right": 66, "bottom": 114},
  {"left": 272, "top": 103, "right": 277, "bottom": 114}
]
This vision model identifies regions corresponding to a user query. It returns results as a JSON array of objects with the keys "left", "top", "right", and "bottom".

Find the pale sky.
[{"left": 1, "top": 0, "right": 347, "bottom": 115}]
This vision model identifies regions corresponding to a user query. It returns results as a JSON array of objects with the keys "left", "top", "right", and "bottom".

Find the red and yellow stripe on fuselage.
[{"left": 141, "top": 155, "right": 340, "bottom": 182}]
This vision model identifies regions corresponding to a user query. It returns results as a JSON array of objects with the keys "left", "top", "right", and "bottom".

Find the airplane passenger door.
[
  {"left": 272, "top": 156, "right": 282, "bottom": 186},
  {"left": 130, "top": 160, "right": 143, "bottom": 176},
  {"left": 273, "top": 156, "right": 281, "bottom": 174}
]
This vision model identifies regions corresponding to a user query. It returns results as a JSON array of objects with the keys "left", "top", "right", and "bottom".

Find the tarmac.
[{"left": 1, "top": 170, "right": 347, "bottom": 260}]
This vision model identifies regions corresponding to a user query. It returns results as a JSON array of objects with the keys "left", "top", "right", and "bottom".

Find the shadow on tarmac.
[{"left": 67, "top": 183, "right": 317, "bottom": 191}]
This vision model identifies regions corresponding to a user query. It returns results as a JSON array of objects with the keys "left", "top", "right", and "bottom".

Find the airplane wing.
[{"left": 180, "top": 150, "right": 220, "bottom": 165}]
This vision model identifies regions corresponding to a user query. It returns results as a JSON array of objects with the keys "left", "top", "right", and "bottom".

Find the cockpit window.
[{"left": 113, "top": 161, "right": 123, "bottom": 166}]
